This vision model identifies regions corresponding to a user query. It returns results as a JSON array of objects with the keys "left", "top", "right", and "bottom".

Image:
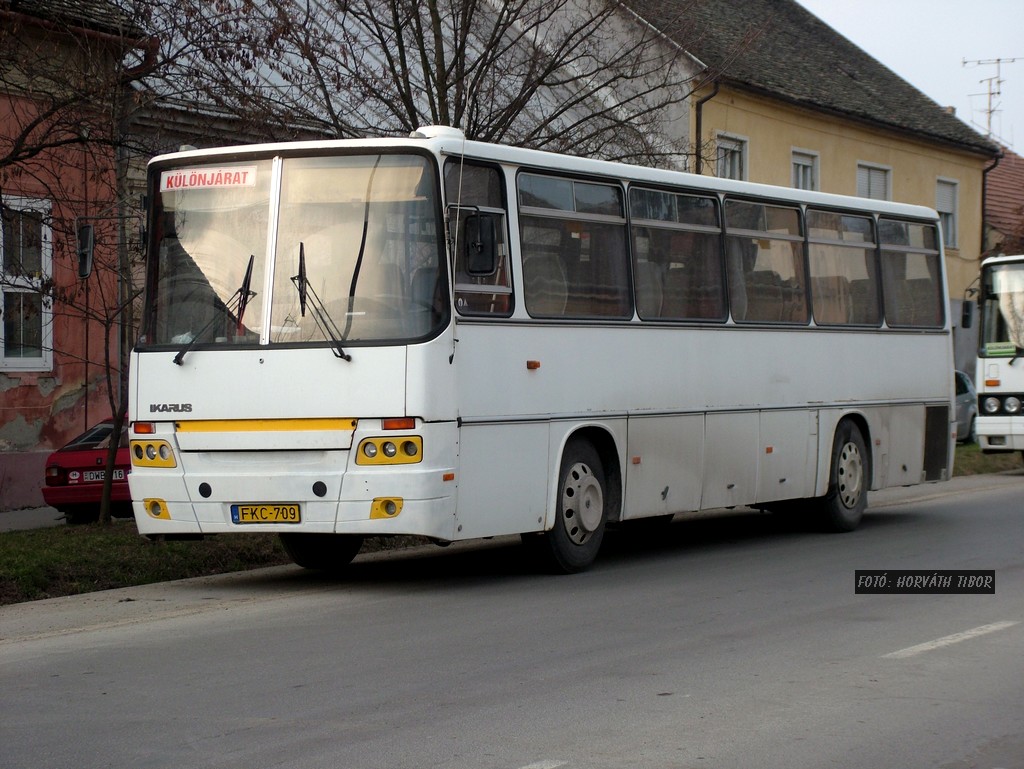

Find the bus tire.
[
  {"left": 528, "top": 439, "right": 607, "bottom": 573},
  {"left": 820, "top": 420, "right": 868, "bottom": 532},
  {"left": 279, "top": 533, "right": 363, "bottom": 571}
]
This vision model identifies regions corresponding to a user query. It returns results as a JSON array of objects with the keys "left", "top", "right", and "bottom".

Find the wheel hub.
[
  {"left": 560, "top": 461, "right": 604, "bottom": 545},
  {"left": 837, "top": 441, "right": 863, "bottom": 509}
]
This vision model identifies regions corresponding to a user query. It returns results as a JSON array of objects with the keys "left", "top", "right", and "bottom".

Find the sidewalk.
[{"left": 0, "top": 506, "right": 66, "bottom": 532}]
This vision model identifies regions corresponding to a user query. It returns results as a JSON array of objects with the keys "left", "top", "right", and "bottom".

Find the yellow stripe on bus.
[{"left": 175, "top": 418, "right": 357, "bottom": 432}]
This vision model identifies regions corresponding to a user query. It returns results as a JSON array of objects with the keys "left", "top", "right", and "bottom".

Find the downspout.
[
  {"left": 980, "top": 150, "right": 1003, "bottom": 257},
  {"left": 694, "top": 79, "right": 720, "bottom": 175}
]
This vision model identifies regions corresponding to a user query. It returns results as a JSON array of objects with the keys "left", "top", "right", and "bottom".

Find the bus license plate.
[{"left": 231, "top": 503, "right": 301, "bottom": 524}]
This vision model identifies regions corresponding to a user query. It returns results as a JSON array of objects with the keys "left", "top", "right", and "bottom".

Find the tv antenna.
[{"left": 963, "top": 57, "right": 1021, "bottom": 137}]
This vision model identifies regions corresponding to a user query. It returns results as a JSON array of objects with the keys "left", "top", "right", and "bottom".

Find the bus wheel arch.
[
  {"left": 820, "top": 416, "right": 870, "bottom": 532},
  {"left": 571, "top": 426, "right": 622, "bottom": 523},
  {"left": 526, "top": 428, "right": 620, "bottom": 573}
]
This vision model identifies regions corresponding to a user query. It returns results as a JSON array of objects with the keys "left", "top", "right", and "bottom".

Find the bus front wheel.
[
  {"left": 280, "top": 533, "right": 363, "bottom": 571},
  {"left": 820, "top": 420, "right": 868, "bottom": 532},
  {"left": 525, "top": 439, "right": 607, "bottom": 573}
]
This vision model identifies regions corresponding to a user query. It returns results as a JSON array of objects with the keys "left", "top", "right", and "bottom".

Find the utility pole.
[{"left": 963, "top": 57, "right": 1021, "bottom": 137}]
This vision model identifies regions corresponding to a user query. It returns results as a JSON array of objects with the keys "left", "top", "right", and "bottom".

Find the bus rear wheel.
[
  {"left": 820, "top": 420, "right": 867, "bottom": 532},
  {"left": 526, "top": 438, "right": 607, "bottom": 573},
  {"left": 279, "top": 533, "right": 363, "bottom": 571}
]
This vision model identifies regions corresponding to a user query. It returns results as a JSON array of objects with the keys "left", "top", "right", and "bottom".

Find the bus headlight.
[
  {"left": 362, "top": 442, "right": 378, "bottom": 459},
  {"left": 1004, "top": 397, "right": 1022, "bottom": 414},
  {"left": 382, "top": 441, "right": 398, "bottom": 458},
  {"left": 984, "top": 397, "right": 1002, "bottom": 414}
]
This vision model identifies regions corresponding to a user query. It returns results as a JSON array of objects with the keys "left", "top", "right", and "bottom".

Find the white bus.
[
  {"left": 128, "top": 126, "right": 955, "bottom": 572},
  {"left": 974, "top": 253, "right": 1024, "bottom": 456}
]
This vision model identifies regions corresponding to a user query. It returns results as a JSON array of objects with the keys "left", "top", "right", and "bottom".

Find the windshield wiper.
[
  {"left": 235, "top": 253, "right": 256, "bottom": 335},
  {"left": 290, "top": 243, "right": 352, "bottom": 361},
  {"left": 173, "top": 254, "right": 257, "bottom": 366}
]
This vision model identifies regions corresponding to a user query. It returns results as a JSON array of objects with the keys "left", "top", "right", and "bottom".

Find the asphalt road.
[{"left": 1, "top": 474, "right": 1022, "bottom": 769}]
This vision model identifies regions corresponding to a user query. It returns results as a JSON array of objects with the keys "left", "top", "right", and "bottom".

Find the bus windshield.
[
  {"left": 144, "top": 153, "right": 447, "bottom": 350},
  {"left": 981, "top": 262, "right": 1024, "bottom": 356}
]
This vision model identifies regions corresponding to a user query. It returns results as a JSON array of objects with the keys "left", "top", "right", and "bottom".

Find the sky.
[{"left": 794, "top": 0, "right": 1023, "bottom": 151}]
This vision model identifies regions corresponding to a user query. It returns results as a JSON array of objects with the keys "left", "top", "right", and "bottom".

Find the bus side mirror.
[
  {"left": 77, "top": 224, "right": 94, "bottom": 279},
  {"left": 961, "top": 300, "right": 974, "bottom": 329},
  {"left": 463, "top": 214, "right": 497, "bottom": 276}
]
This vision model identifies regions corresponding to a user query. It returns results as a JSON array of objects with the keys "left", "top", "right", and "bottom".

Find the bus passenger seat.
[
  {"left": 661, "top": 267, "right": 690, "bottom": 318},
  {"left": 524, "top": 254, "right": 568, "bottom": 315},
  {"left": 634, "top": 261, "right": 664, "bottom": 318},
  {"left": 811, "top": 275, "right": 852, "bottom": 324},
  {"left": 412, "top": 266, "right": 439, "bottom": 308}
]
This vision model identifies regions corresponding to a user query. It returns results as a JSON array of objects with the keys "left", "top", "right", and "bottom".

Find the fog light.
[
  {"left": 144, "top": 498, "right": 170, "bottom": 520},
  {"left": 402, "top": 440, "right": 419, "bottom": 457},
  {"left": 159, "top": 444, "right": 171, "bottom": 461},
  {"left": 133, "top": 444, "right": 144, "bottom": 460},
  {"left": 363, "top": 442, "right": 378, "bottom": 458},
  {"left": 370, "top": 497, "right": 405, "bottom": 519}
]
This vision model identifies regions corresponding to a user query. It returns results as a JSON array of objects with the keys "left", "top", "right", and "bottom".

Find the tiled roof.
[
  {"left": 3, "top": 0, "right": 137, "bottom": 35},
  {"left": 986, "top": 147, "right": 1024, "bottom": 238},
  {"left": 626, "top": 0, "right": 999, "bottom": 157}
]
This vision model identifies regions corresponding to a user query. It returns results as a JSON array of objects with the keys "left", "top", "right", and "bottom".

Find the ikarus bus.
[{"left": 128, "top": 126, "right": 956, "bottom": 572}]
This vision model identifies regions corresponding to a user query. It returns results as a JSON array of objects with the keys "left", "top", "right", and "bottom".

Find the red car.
[{"left": 42, "top": 420, "right": 133, "bottom": 524}]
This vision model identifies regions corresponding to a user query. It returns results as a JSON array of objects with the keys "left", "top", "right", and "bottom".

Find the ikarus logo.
[{"left": 150, "top": 403, "right": 193, "bottom": 413}]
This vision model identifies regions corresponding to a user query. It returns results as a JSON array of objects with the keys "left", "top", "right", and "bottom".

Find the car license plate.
[
  {"left": 82, "top": 469, "right": 125, "bottom": 482},
  {"left": 231, "top": 503, "right": 301, "bottom": 524}
]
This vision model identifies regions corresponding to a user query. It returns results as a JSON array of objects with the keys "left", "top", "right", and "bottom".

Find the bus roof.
[
  {"left": 981, "top": 254, "right": 1024, "bottom": 268},
  {"left": 150, "top": 125, "right": 940, "bottom": 221}
]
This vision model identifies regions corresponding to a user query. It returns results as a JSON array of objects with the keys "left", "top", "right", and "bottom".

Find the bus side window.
[
  {"left": 879, "top": 219, "right": 943, "bottom": 328},
  {"left": 445, "top": 160, "right": 513, "bottom": 317},
  {"left": 451, "top": 207, "right": 512, "bottom": 316},
  {"left": 724, "top": 199, "right": 807, "bottom": 325},
  {"left": 807, "top": 210, "right": 880, "bottom": 326}
]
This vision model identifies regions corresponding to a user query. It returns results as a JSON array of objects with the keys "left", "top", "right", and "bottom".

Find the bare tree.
[
  {"left": 1, "top": 1, "right": 157, "bottom": 522},
  {"left": 165, "top": 0, "right": 717, "bottom": 168}
]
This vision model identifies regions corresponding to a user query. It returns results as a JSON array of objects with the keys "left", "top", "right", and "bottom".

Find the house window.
[
  {"left": 792, "top": 150, "right": 818, "bottom": 190},
  {"left": 717, "top": 134, "right": 747, "bottom": 180},
  {"left": 1, "top": 197, "right": 53, "bottom": 371},
  {"left": 936, "top": 178, "right": 958, "bottom": 249},
  {"left": 856, "top": 163, "right": 891, "bottom": 200}
]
